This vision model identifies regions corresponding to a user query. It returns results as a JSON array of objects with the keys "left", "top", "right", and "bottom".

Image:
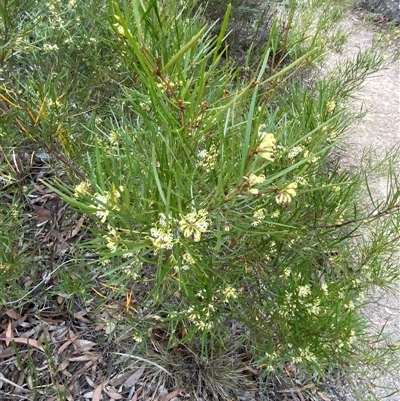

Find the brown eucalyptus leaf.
[
  {"left": 123, "top": 367, "right": 145, "bottom": 388},
  {"left": 31, "top": 205, "right": 52, "bottom": 222}
]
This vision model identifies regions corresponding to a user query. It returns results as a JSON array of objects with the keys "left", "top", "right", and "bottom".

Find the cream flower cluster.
[
  {"left": 246, "top": 173, "right": 266, "bottom": 195},
  {"left": 147, "top": 209, "right": 210, "bottom": 254},
  {"left": 148, "top": 213, "right": 177, "bottom": 253},
  {"left": 74, "top": 180, "right": 91, "bottom": 197},
  {"left": 252, "top": 208, "right": 266, "bottom": 227},
  {"left": 276, "top": 183, "right": 297, "bottom": 205},
  {"left": 179, "top": 209, "right": 210, "bottom": 242},
  {"left": 256, "top": 132, "right": 276, "bottom": 160},
  {"left": 196, "top": 144, "right": 217, "bottom": 172}
]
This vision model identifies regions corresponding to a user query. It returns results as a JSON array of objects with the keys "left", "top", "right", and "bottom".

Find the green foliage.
[{"left": 1, "top": 0, "right": 400, "bottom": 399}]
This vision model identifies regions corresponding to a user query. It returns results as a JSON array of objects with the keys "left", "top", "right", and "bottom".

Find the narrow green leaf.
[
  {"left": 212, "top": 3, "right": 231, "bottom": 64},
  {"left": 152, "top": 144, "right": 166, "bottom": 205},
  {"left": 239, "top": 86, "right": 259, "bottom": 179},
  {"left": 162, "top": 26, "right": 206, "bottom": 73}
]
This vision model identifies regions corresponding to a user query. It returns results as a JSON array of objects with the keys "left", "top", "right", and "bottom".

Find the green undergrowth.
[{"left": 1, "top": 0, "right": 400, "bottom": 399}]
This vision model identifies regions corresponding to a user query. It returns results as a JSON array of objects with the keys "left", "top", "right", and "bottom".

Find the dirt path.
[{"left": 323, "top": 12, "right": 400, "bottom": 401}]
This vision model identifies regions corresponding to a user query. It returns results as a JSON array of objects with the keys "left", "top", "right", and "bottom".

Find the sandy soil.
[{"left": 322, "top": 12, "right": 400, "bottom": 401}]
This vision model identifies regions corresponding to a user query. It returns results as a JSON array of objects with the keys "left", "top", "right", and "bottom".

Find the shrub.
[{"left": 1, "top": 0, "right": 399, "bottom": 399}]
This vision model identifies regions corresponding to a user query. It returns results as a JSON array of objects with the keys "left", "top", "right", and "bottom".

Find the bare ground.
[{"left": 322, "top": 11, "right": 400, "bottom": 401}]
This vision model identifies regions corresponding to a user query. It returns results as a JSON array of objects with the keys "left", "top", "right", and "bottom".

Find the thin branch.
[
  {"left": 0, "top": 374, "right": 31, "bottom": 393},
  {"left": 5, "top": 259, "right": 74, "bottom": 305}
]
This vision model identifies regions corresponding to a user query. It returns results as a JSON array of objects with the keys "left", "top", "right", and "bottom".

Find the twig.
[
  {"left": 278, "top": 383, "right": 315, "bottom": 398},
  {"left": 0, "top": 373, "right": 31, "bottom": 393},
  {"left": 309, "top": 203, "right": 400, "bottom": 230},
  {"left": 5, "top": 259, "right": 74, "bottom": 305}
]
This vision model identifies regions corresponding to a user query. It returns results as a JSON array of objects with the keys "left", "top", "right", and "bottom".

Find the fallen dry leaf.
[
  {"left": 73, "top": 311, "right": 92, "bottom": 324},
  {"left": 0, "top": 346, "right": 15, "bottom": 359},
  {"left": 67, "top": 216, "right": 85, "bottom": 240},
  {"left": 384, "top": 307, "right": 397, "bottom": 315},
  {"left": 85, "top": 376, "right": 96, "bottom": 388},
  {"left": 4, "top": 321, "right": 12, "bottom": 346},
  {"left": 104, "top": 322, "right": 116, "bottom": 335},
  {"left": 0, "top": 336, "right": 44, "bottom": 352},
  {"left": 68, "top": 353, "right": 101, "bottom": 362},
  {"left": 110, "top": 371, "right": 135, "bottom": 387},
  {"left": 33, "top": 184, "right": 54, "bottom": 195},
  {"left": 58, "top": 359, "right": 70, "bottom": 372},
  {"left": 123, "top": 367, "right": 145, "bottom": 388},
  {"left": 283, "top": 362, "right": 297, "bottom": 378},
  {"left": 70, "top": 377, "right": 81, "bottom": 397},
  {"left": 161, "top": 387, "right": 184, "bottom": 401},
  {"left": 5, "top": 310, "right": 22, "bottom": 320},
  {"left": 0, "top": 372, "right": 31, "bottom": 393},
  {"left": 92, "top": 382, "right": 105, "bottom": 401},
  {"left": 58, "top": 330, "right": 84, "bottom": 354},
  {"left": 73, "top": 339, "right": 96, "bottom": 352},
  {"left": 129, "top": 386, "right": 143, "bottom": 401},
  {"left": 60, "top": 368, "right": 73, "bottom": 378},
  {"left": 104, "top": 387, "right": 123, "bottom": 400},
  {"left": 317, "top": 391, "right": 331, "bottom": 401},
  {"left": 75, "top": 360, "right": 96, "bottom": 376},
  {"left": 39, "top": 311, "right": 66, "bottom": 325},
  {"left": 19, "top": 324, "right": 42, "bottom": 339},
  {"left": 371, "top": 319, "right": 393, "bottom": 326},
  {"left": 31, "top": 205, "right": 53, "bottom": 222}
]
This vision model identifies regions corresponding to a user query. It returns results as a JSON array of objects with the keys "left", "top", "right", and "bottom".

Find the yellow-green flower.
[
  {"left": 103, "top": 226, "right": 121, "bottom": 253},
  {"left": 149, "top": 227, "right": 175, "bottom": 253},
  {"left": 183, "top": 252, "right": 195, "bottom": 265},
  {"left": 104, "top": 236, "right": 118, "bottom": 252},
  {"left": 248, "top": 188, "right": 259, "bottom": 195},
  {"left": 252, "top": 208, "right": 265, "bottom": 227},
  {"left": 298, "top": 285, "right": 311, "bottom": 298},
  {"left": 276, "top": 182, "right": 297, "bottom": 205},
  {"left": 256, "top": 133, "right": 276, "bottom": 160},
  {"left": 93, "top": 193, "right": 110, "bottom": 222},
  {"left": 326, "top": 101, "right": 336, "bottom": 113},
  {"left": 222, "top": 285, "right": 238, "bottom": 303},
  {"left": 287, "top": 145, "right": 303, "bottom": 160},
  {"left": 245, "top": 173, "right": 266, "bottom": 194},
  {"left": 248, "top": 173, "right": 266, "bottom": 186},
  {"left": 271, "top": 210, "right": 280, "bottom": 219},
  {"left": 109, "top": 130, "right": 119, "bottom": 145},
  {"left": 74, "top": 180, "right": 91, "bottom": 198},
  {"left": 179, "top": 209, "right": 209, "bottom": 242}
]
